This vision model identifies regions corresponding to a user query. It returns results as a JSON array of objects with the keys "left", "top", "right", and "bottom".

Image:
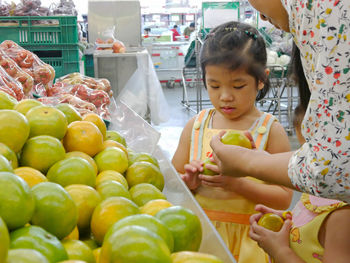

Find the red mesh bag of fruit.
[{"left": 0, "top": 40, "right": 55, "bottom": 97}]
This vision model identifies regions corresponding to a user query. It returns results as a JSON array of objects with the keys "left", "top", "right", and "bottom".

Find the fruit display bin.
[
  {"left": 109, "top": 98, "right": 236, "bottom": 263},
  {"left": 0, "top": 16, "right": 78, "bottom": 46}
]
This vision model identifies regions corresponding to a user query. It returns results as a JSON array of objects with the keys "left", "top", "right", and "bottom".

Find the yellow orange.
[
  {"left": 140, "top": 199, "right": 173, "bottom": 216},
  {"left": 258, "top": 213, "right": 284, "bottom": 232},
  {"left": 14, "top": 167, "right": 48, "bottom": 188},
  {"left": 93, "top": 248, "right": 101, "bottom": 263},
  {"left": 90, "top": 197, "right": 139, "bottom": 244},
  {"left": 96, "top": 170, "right": 128, "bottom": 189},
  {"left": 63, "top": 226, "right": 79, "bottom": 240},
  {"left": 63, "top": 121, "right": 103, "bottom": 157},
  {"left": 101, "top": 140, "right": 127, "bottom": 156},
  {"left": 65, "top": 184, "right": 101, "bottom": 231},
  {"left": 83, "top": 113, "right": 107, "bottom": 140}
]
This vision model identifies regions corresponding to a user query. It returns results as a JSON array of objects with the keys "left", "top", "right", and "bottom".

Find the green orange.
[
  {"left": 0, "top": 90, "right": 17, "bottom": 109},
  {"left": 47, "top": 157, "right": 96, "bottom": 188},
  {"left": 55, "top": 103, "right": 82, "bottom": 124},
  {"left": 106, "top": 214, "right": 174, "bottom": 252},
  {"left": 202, "top": 157, "right": 217, "bottom": 176},
  {"left": 128, "top": 151, "right": 159, "bottom": 168},
  {"left": 26, "top": 106, "right": 68, "bottom": 140},
  {"left": 0, "top": 142, "right": 18, "bottom": 169},
  {"left": 140, "top": 199, "right": 173, "bottom": 216},
  {"left": 7, "top": 249, "right": 49, "bottom": 263},
  {"left": 96, "top": 170, "right": 128, "bottom": 189},
  {"left": 126, "top": 161, "right": 164, "bottom": 191},
  {"left": 100, "top": 225, "right": 171, "bottom": 263},
  {"left": 0, "top": 172, "right": 34, "bottom": 230},
  {"left": 62, "top": 240, "right": 95, "bottom": 263},
  {"left": 0, "top": 216, "right": 9, "bottom": 263},
  {"left": 10, "top": 225, "right": 68, "bottom": 262},
  {"left": 155, "top": 206, "right": 202, "bottom": 252},
  {"left": 0, "top": 110, "right": 29, "bottom": 153},
  {"left": 94, "top": 147, "right": 128, "bottom": 174},
  {"left": 96, "top": 180, "right": 131, "bottom": 200},
  {"left": 65, "top": 151, "right": 98, "bottom": 175},
  {"left": 0, "top": 154, "right": 13, "bottom": 172},
  {"left": 129, "top": 183, "right": 166, "bottom": 206},
  {"left": 20, "top": 135, "right": 66, "bottom": 174},
  {"left": 171, "top": 251, "right": 224, "bottom": 263},
  {"left": 31, "top": 182, "right": 78, "bottom": 239},
  {"left": 221, "top": 130, "right": 252, "bottom": 149},
  {"left": 106, "top": 130, "right": 126, "bottom": 147},
  {"left": 14, "top": 99, "right": 42, "bottom": 115}
]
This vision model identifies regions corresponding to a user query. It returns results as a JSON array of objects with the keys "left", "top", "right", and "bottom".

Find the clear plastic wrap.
[
  {"left": 0, "top": 49, "right": 34, "bottom": 94},
  {"left": 56, "top": 73, "right": 112, "bottom": 97},
  {"left": 51, "top": 0, "right": 77, "bottom": 16},
  {"left": 0, "top": 65, "right": 24, "bottom": 100},
  {"left": 46, "top": 81, "right": 111, "bottom": 115},
  {"left": 0, "top": 40, "right": 55, "bottom": 97},
  {"left": 94, "top": 26, "right": 126, "bottom": 53}
]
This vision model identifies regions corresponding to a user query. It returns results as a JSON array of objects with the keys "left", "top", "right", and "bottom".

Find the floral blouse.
[{"left": 282, "top": 0, "right": 350, "bottom": 202}]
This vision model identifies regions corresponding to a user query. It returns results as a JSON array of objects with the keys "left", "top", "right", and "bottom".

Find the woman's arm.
[{"left": 210, "top": 135, "right": 295, "bottom": 188}]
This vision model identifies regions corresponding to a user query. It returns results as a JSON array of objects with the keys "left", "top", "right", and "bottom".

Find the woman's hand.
[{"left": 181, "top": 159, "right": 203, "bottom": 190}]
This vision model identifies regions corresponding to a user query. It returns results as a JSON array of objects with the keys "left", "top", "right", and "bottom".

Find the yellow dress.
[
  {"left": 190, "top": 108, "right": 276, "bottom": 263},
  {"left": 288, "top": 194, "right": 347, "bottom": 262}
]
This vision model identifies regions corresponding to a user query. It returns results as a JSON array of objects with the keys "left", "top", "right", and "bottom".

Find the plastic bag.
[
  {"left": 0, "top": 40, "right": 55, "bottom": 97},
  {"left": 47, "top": 81, "right": 111, "bottom": 111},
  {"left": 0, "top": 49, "right": 34, "bottom": 94},
  {"left": 118, "top": 51, "right": 170, "bottom": 125},
  {"left": 0, "top": 65, "right": 24, "bottom": 100},
  {"left": 51, "top": 0, "right": 77, "bottom": 16},
  {"left": 94, "top": 26, "right": 126, "bottom": 53},
  {"left": 56, "top": 73, "right": 112, "bottom": 97},
  {"left": 38, "top": 93, "right": 110, "bottom": 120}
]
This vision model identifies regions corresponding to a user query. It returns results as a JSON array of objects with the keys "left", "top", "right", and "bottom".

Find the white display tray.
[{"left": 109, "top": 98, "right": 236, "bottom": 263}]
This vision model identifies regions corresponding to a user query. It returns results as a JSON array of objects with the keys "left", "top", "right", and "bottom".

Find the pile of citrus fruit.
[{"left": 0, "top": 90, "right": 224, "bottom": 263}]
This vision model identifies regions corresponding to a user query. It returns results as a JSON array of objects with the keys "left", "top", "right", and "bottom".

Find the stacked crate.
[{"left": 0, "top": 16, "right": 80, "bottom": 78}]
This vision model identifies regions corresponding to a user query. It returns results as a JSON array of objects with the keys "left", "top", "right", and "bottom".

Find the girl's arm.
[
  {"left": 322, "top": 206, "right": 350, "bottom": 262},
  {"left": 171, "top": 116, "right": 196, "bottom": 173}
]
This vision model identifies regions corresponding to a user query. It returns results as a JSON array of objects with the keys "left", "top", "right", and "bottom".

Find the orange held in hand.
[
  {"left": 257, "top": 213, "right": 284, "bottom": 232},
  {"left": 221, "top": 130, "right": 252, "bottom": 149}
]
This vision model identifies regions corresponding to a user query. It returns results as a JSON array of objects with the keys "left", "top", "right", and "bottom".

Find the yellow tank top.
[
  {"left": 190, "top": 108, "right": 277, "bottom": 223},
  {"left": 289, "top": 194, "right": 347, "bottom": 262}
]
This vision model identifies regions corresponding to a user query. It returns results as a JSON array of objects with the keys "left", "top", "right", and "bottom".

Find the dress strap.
[
  {"left": 252, "top": 113, "right": 277, "bottom": 150},
  {"left": 190, "top": 109, "right": 211, "bottom": 161}
]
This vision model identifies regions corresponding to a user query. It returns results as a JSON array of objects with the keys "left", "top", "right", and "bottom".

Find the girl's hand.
[
  {"left": 249, "top": 219, "right": 292, "bottom": 259},
  {"left": 199, "top": 173, "right": 242, "bottom": 190},
  {"left": 181, "top": 160, "right": 203, "bottom": 190}
]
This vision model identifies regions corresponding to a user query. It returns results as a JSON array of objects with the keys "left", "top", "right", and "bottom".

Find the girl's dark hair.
[
  {"left": 289, "top": 43, "right": 310, "bottom": 111},
  {"left": 200, "top": 21, "right": 269, "bottom": 101}
]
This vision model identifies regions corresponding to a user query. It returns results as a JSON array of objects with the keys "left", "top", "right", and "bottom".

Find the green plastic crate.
[
  {"left": 0, "top": 16, "right": 78, "bottom": 45},
  {"left": 27, "top": 44, "right": 80, "bottom": 79},
  {"left": 83, "top": 54, "right": 94, "bottom": 77}
]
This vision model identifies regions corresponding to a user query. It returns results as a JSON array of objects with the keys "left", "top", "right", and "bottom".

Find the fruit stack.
[{"left": 0, "top": 92, "right": 224, "bottom": 263}]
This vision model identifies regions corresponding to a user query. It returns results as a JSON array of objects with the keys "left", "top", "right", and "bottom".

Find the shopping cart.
[{"left": 181, "top": 32, "right": 212, "bottom": 113}]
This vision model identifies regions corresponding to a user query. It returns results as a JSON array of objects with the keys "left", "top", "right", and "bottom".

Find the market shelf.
[{"left": 0, "top": 16, "right": 78, "bottom": 46}]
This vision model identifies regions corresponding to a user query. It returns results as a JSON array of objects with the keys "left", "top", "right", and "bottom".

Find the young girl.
[
  {"left": 249, "top": 104, "right": 350, "bottom": 263},
  {"left": 172, "top": 21, "right": 293, "bottom": 262},
  {"left": 209, "top": 0, "right": 350, "bottom": 203}
]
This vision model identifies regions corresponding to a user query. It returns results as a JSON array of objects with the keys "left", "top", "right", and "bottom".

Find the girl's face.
[
  {"left": 248, "top": 0, "right": 290, "bottom": 32},
  {"left": 205, "top": 64, "right": 265, "bottom": 120}
]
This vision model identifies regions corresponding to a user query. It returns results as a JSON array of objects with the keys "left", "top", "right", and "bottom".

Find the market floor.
[{"left": 153, "top": 84, "right": 301, "bottom": 209}]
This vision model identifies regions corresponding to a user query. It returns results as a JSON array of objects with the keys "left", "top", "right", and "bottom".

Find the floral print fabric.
[{"left": 282, "top": 0, "right": 350, "bottom": 202}]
